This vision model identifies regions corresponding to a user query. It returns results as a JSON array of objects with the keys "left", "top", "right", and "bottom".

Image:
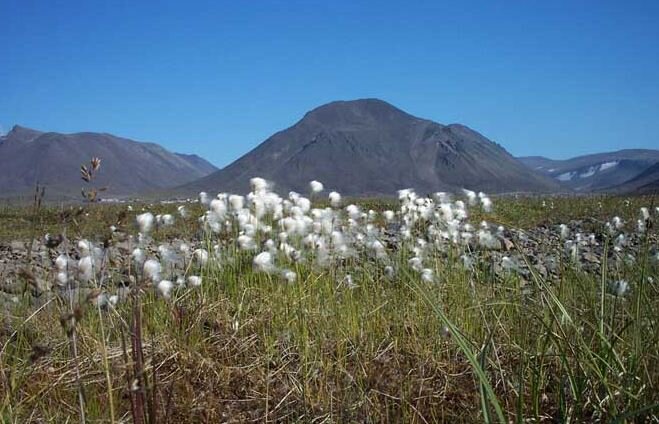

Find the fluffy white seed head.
[
  {"left": 238, "top": 234, "right": 257, "bottom": 250},
  {"left": 420, "top": 268, "right": 434, "bottom": 283},
  {"left": 480, "top": 196, "right": 493, "bottom": 213},
  {"left": 228, "top": 195, "right": 245, "bottom": 212},
  {"left": 136, "top": 213, "right": 155, "bottom": 234},
  {"left": 78, "top": 239, "right": 91, "bottom": 257},
  {"left": 343, "top": 274, "right": 357, "bottom": 289},
  {"left": 462, "top": 189, "right": 477, "bottom": 206},
  {"left": 282, "top": 269, "right": 297, "bottom": 283},
  {"left": 132, "top": 248, "right": 145, "bottom": 265},
  {"left": 328, "top": 191, "right": 341, "bottom": 208},
  {"left": 610, "top": 280, "right": 628, "bottom": 297},
  {"left": 78, "top": 256, "right": 94, "bottom": 282},
  {"left": 157, "top": 280, "right": 174, "bottom": 299},
  {"left": 193, "top": 249, "right": 209, "bottom": 265},
  {"left": 478, "top": 230, "right": 500, "bottom": 249},
  {"left": 408, "top": 257, "right": 423, "bottom": 272},
  {"left": 250, "top": 177, "right": 269, "bottom": 193},
  {"left": 253, "top": 251, "right": 275, "bottom": 273},
  {"left": 187, "top": 275, "right": 202, "bottom": 287},
  {"left": 178, "top": 205, "right": 189, "bottom": 218},
  {"left": 143, "top": 259, "right": 161, "bottom": 282},
  {"left": 612, "top": 216, "right": 623, "bottom": 230},
  {"left": 384, "top": 265, "right": 395, "bottom": 279},
  {"left": 159, "top": 214, "right": 174, "bottom": 227},
  {"left": 55, "top": 254, "right": 68, "bottom": 271},
  {"left": 640, "top": 207, "right": 650, "bottom": 221},
  {"left": 309, "top": 180, "right": 324, "bottom": 193}
]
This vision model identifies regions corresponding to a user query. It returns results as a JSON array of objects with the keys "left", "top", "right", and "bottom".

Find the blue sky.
[{"left": 1, "top": 0, "right": 658, "bottom": 167}]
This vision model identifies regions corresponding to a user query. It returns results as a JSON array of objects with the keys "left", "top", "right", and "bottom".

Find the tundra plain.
[{"left": 0, "top": 186, "right": 657, "bottom": 423}]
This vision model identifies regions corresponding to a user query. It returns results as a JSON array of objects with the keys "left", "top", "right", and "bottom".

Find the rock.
[{"left": 583, "top": 252, "right": 600, "bottom": 264}]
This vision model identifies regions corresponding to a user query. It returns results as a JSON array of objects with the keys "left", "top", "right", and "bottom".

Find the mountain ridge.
[
  {"left": 177, "top": 98, "right": 563, "bottom": 196},
  {"left": 518, "top": 149, "right": 659, "bottom": 193},
  {"left": 0, "top": 125, "right": 217, "bottom": 199}
]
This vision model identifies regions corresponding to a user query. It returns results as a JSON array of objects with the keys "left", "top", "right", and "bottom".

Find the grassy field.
[{"left": 0, "top": 193, "right": 657, "bottom": 422}]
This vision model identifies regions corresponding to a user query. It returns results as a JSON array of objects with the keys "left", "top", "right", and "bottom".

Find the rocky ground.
[{"left": 2, "top": 217, "right": 656, "bottom": 311}]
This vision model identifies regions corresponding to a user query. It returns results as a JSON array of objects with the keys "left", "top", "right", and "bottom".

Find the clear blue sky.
[{"left": 1, "top": 0, "right": 658, "bottom": 167}]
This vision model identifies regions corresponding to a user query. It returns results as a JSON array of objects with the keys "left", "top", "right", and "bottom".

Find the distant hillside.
[
  {"left": 0, "top": 125, "right": 217, "bottom": 199},
  {"left": 178, "top": 99, "right": 562, "bottom": 196},
  {"left": 518, "top": 149, "right": 659, "bottom": 192},
  {"left": 609, "top": 162, "right": 659, "bottom": 194}
]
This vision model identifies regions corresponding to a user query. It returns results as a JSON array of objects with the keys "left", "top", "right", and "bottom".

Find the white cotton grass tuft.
[
  {"left": 132, "top": 248, "right": 145, "bottom": 265},
  {"left": 462, "top": 189, "right": 477, "bottom": 206},
  {"left": 640, "top": 207, "right": 650, "bottom": 221},
  {"left": 637, "top": 219, "right": 646, "bottom": 233},
  {"left": 78, "top": 256, "right": 94, "bottom": 282},
  {"left": 480, "top": 195, "right": 492, "bottom": 213},
  {"left": 157, "top": 280, "right": 174, "bottom": 299},
  {"left": 253, "top": 251, "right": 276, "bottom": 273},
  {"left": 609, "top": 280, "right": 629, "bottom": 297},
  {"left": 281, "top": 269, "right": 297, "bottom": 283},
  {"left": 309, "top": 180, "right": 324, "bottom": 193},
  {"left": 501, "top": 256, "right": 519, "bottom": 273},
  {"left": 178, "top": 205, "right": 189, "bottom": 218},
  {"left": 159, "top": 214, "right": 175, "bottom": 226},
  {"left": 143, "top": 259, "right": 161, "bottom": 282},
  {"left": 342, "top": 274, "right": 357, "bottom": 289},
  {"left": 228, "top": 195, "right": 245, "bottom": 212},
  {"left": 384, "top": 265, "right": 395, "bottom": 279},
  {"left": 478, "top": 229, "right": 500, "bottom": 249},
  {"left": 328, "top": 191, "right": 341, "bottom": 208},
  {"left": 612, "top": 216, "right": 623, "bottom": 230},
  {"left": 187, "top": 275, "right": 202, "bottom": 287},
  {"left": 55, "top": 254, "right": 68, "bottom": 271},
  {"left": 238, "top": 234, "right": 257, "bottom": 251},
  {"left": 408, "top": 257, "right": 423, "bottom": 272},
  {"left": 250, "top": 177, "right": 269, "bottom": 193},
  {"left": 199, "top": 192, "right": 210, "bottom": 205},
  {"left": 559, "top": 224, "right": 569, "bottom": 240},
  {"left": 193, "top": 249, "right": 209, "bottom": 265},
  {"left": 136, "top": 212, "right": 155, "bottom": 234},
  {"left": 78, "top": 240, "right": 91, "bottom": 257},
  {"left": 420, "top": 268, "right": 434, "bottom": 283}
]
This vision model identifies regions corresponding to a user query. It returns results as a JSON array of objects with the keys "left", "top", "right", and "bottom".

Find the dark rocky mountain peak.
[{"left": 178, "top": 99, "right": 563, "bottom": 196}]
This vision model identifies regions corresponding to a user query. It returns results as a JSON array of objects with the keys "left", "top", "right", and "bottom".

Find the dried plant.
[{"left": 81, "top": 157, "right": 107, "bottom": 202}]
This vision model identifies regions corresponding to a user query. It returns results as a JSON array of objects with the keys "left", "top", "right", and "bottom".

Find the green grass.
[{"left": 0, "top": 195, "right": 657, "bottom": 422}]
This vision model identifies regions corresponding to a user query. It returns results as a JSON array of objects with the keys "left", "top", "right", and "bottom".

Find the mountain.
[
  {"left": 0, "top": 125, "right": 217, "bottom": 199},
  {"left": 178, "top": 99, "right": 562, "bottom": 196},
  {"left": 609, "top": 162, "right": 659, "bottom": 194},
  {"left": 518, "top": 150, "right": 659, "bottom": 192}
]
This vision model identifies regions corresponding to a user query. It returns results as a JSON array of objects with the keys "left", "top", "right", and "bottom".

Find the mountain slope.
[
  {"left": 518, "top": 150, "right": 659, "bottom": 192},
  {"left": 609, "top": 162, "right": 659, "bottom": 194},
  {"left": 179, "top": 99, "right": 562, "bottom": 196},
  {"left": 0, "top": 126, "right": 217, "bottom": 199}
]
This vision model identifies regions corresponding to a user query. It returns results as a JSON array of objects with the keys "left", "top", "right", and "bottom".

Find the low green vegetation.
[{"left": 0, "top": 193, "right": 657, "bottom": 422}]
